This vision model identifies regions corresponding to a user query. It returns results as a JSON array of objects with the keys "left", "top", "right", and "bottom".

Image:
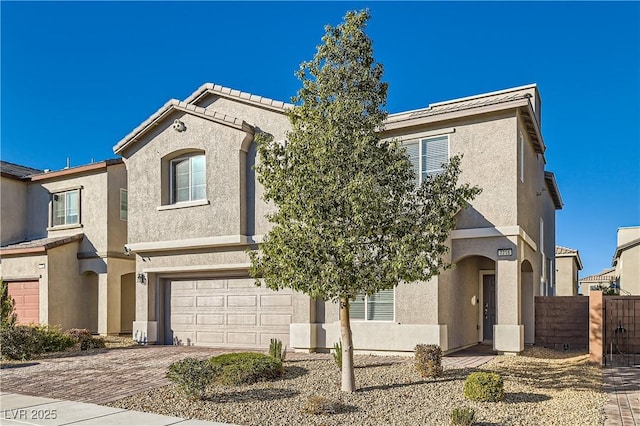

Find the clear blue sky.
[{"left": 2, "top": 2, "right": 638, "bottom": 278}]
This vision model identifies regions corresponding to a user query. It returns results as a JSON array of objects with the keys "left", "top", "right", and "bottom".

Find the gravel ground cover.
[{"left": 107, "top": 347, "right": 608, "bottom": 426}]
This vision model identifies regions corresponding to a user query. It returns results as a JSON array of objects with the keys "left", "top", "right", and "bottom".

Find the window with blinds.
[
  {"left": 350, "top": 288, "right": 394, "bottom": 321},
  {"left": 404, "top": 135, "right": 450, "bottom": 183}
]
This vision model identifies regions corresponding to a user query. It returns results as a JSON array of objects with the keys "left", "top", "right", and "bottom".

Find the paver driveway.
[{"left": 0, "top": 346, "right": 238, "bottom": 404}]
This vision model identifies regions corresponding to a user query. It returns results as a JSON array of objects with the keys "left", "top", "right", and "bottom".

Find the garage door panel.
[
  {"left": 227, "top": 278, "right": 255, "bottom": 289},
  {"left": 260, "top": 294, "right": 292, "bottom": 307},
  {"left": 227, "top": 295, "right": 257, "bottom": 307},
  {"left": 227, "top": 332, "right": 257, "bottom": 345},
  {"left": 197, "top": 314, "right": 224, "bottom": 325},
  {"left": 196, "top": 332, "right": 224, "bottom": 344},
  {"left": 196, "top": 296, "right": 224, "bottom": 307},
  {"left": 168, "top": 277, "right": 292, "bottom": 348}
]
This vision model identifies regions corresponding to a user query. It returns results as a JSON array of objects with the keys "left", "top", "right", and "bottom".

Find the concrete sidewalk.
[{"left": 0, "top": 393, "right": 236, "bottom": 426}]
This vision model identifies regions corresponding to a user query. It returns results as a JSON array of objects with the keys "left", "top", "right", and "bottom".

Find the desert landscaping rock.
[{"left": 107, "top": 347, "right": 608, "bottom": 426}]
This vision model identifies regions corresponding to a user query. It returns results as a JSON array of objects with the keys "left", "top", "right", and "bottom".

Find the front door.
[{"left": 483, "top": 274, "right": 496, "bottom": 341}]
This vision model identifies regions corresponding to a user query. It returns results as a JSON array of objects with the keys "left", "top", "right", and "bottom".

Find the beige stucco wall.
[
  {"left": 556, "top": 256, "right": 579, "bottom": 296},
  {"left": 1, "top": 177, "right": 28, "bottom": 245},
  {"left": 618, "top": 227, "right": 640, "bottom": 246},
  {"left": 0, "top": 252, "right": 48, "bottom": 324},
  {"left": 107, "top": 163, "right": 128, "bottom": 254},
  {"left": 619, "top": 244, "right": 640, "bottom": 295}
]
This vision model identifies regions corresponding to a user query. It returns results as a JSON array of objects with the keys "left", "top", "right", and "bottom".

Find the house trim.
[
  {"left": 451, "top": 226, "right": 537, "bottom": 251},
  {"left": 142, "top": 263, "right": 251, "bottom": 274},
  {"left": 126, "top": 235, "right": 263, "bottom": 253}
]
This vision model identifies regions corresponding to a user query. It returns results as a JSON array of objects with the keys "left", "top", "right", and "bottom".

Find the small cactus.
[
  {"left": 269, "top": 338, "right": 286, "bottom": 362},
  {"left": 332, "top": 340, "right": 342, "bottom": 369}
]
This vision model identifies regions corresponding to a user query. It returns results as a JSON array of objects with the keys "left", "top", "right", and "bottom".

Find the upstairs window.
[
  {"left": 405, "top": 135, "right": 449, "bottom": 184},
  {"left": 350, "top": 289, "right": 394, "bottom": 321},
  {"left": 52, "top": 189, "right": 79, "bottom": 226},
  {"left": 120, "top": 189, "right": 128, "bottom": 221},
  {"left": 171, "top": 154, "right": 206, "bottom": 203}
]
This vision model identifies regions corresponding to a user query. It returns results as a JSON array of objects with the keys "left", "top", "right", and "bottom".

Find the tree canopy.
[{"left": 249, "top": 9, "right": 481, "bottom": 392}]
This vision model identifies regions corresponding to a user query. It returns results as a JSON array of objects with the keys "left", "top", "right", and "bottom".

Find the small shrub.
[
  {"left": 0, "top": 324, "right": 75, "bottom": 360},
  {"left": 268, "top": 338, "right": 286, "bottom": 362},
  {"left": 1, "top": 325, "right": 42, "bottom": 360},
  {"left": 464, "top": 372, "right": 504, "bottom": 402},
  {"left": 66, "top": 328, "right": 106, "bottom": 350},
  {"left": 34, "top": 325, "right": 76, "bottom": 353},
  {"left": 414, "top": 344, "right": 443, "bottom": 378},
  {"left": 166, "top": 357, "right": 220, "bottom": 399},
  {"left": 210, "top": 352, "right": 283, "bottom": 386},
  {"left": 332, "top": 341, "right": 342, "bottom": 369},
  {"left": 301, "top": 394, "right": 340, "bottom": 415},
  {"left": 450, "top": 406, "right": 476, "bottom": 425}
]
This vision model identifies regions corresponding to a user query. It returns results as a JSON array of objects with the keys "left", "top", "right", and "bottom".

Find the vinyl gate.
[{"left": 603, "top": 297, "right": 640, "bottom": 367}]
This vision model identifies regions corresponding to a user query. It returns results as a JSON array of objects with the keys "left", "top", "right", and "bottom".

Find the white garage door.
[{"left": 166, "top": 277, "right": 293, "bottom": 348}]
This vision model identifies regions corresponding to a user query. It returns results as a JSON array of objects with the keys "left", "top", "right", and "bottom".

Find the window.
[
  {"left": 350, "top": 289, "right": 394, "bottom": 321},
  {"left": 120, "top": 189, "right": 128, "bottom": 221},
  {"left": 405, "top": 135, "right": 449, "bottom": 184},
  {"left": 52, "top": 189, "right": 79, "bottom": 226},
  {"left": 171, "top": 154, "right": 206, "bottom": 203}
]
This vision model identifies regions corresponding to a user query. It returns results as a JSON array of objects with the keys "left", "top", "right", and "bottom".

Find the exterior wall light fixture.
[{"left": 137, "top": 273, "right": 146, "bottom": 285}]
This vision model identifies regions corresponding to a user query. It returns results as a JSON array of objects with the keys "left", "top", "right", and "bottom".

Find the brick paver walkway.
[
  {"left": 0, "top": 345, "right": 495, "bottom": 405},
  {"left": 603, "top": 366, "right": 640, "bottom": 425}
]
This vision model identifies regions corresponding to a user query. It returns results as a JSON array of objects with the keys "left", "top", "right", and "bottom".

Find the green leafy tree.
[
  {"left": 1, "top": 280, "right": 17, "bottom": 330},
  {"left": 249, "top": 9, "right": 480, "bottom": 392}
]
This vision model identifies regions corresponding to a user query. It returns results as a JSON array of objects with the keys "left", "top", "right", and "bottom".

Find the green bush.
[
  {"left": 463, "top": 372, "right": 504, "bottom": 402},
  {"left": 210, "top": 352, "right": 283, "bottom": 386},
  {"left": 414, "top": 344, "right": 443, "bottom": 378},
  {"left": 332, "top": 341, "right": 342, "bottom": 369},
  {"left": 0, "top": 324, "right": 75, "bottom": 360},
  {"left": 1, "top": 280, "right": 17, "bottom": 331},
  {"left": 65, "top": 328, "right": 106, "bottom": 350},
  {"left": 268, "top": 338, "right": 286, "bottom": 362},
  {"left": 450, "top": 406, "right": 476, "bottom": 425},
  {"left": 35, "top": 325, "right": 76, "bottom": 353},
  {"left": 167, "top": 357, "right": 220, "bottom": 399}
]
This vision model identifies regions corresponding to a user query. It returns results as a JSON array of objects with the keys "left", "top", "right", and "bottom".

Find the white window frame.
[
  {"left": 120, "top": 189, "right": 128, "bottom": 221},
  {"left": 170, "top": 154, "right": 206, "bottom": 204},
  {"left": 52, "top": 189, "right": 80, "bottom": 227},
  {"left": 349, "top": 288, "right": 395, "bottom": 322},
  {"left": 404, "top": 134, "right": 450, "bottom": 184}
]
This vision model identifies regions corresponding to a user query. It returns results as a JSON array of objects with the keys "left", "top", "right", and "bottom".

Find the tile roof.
[
  {"left": 545, "top": 172, "right": 563, "bottom": 210},
  {"left": 555, "top": 245, "right": 583, "bottom": 269},
  {"left": 556, "top": 246, "right": 578, "bottom": 255},
  {"left": 184, "top": 82, "right": 293, "bottom": 111},
  {"left": 0, "top": 234, "right": 83, "bottom": 254},
  {"left": 580, "top": 268, "right": 617, "bottom": 283},
  {"left": 113, "top": 99, "right": 254, "bottom": 154},
  {"left": 0, "top": 161, "right": 43, "bottom": 179}
]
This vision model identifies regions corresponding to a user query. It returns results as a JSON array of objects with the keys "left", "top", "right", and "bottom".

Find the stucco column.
[
  {"left": 132, "top": 268, "right": 157, "bottom": 344},
  {"left": 97, "top": 273, "right": 109, "bottom": 335},
  {"left": 494, "top": 257, "right": 524, "bottom": 353},
  {"left": 106, "top": 266, "right": 122, "bottom": 334},
  {"left": 290, "top": 291, "right": 317, "bottom": 352}
]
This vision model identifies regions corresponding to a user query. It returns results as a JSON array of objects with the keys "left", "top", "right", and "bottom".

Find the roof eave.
[{"left": 544, "top": 171, "right": 563, "bottom": 210}]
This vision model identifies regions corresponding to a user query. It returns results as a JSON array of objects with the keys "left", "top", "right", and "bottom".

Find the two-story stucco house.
[
  {"left": 114, "top": 82, "right": 562, "bottom": 354},
  {"left": 555, "top": 246, "right": 583, "bottom": 296},
  {"left": 0, "top": 160, "right": 135, "bottom": 334}
]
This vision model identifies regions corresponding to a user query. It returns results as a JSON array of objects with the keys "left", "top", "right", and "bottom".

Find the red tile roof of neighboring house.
[
  {"left": 0, "top": 234, "right": 83, "bottom": 255},
  {"left": 580, "top": 268, "right": 617, "bottom": 283},
  {"left": 555, "top": 245, "right": 583, "bottom": 269}
]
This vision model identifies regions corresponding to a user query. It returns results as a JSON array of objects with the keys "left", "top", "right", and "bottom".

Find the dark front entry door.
[{"left": 483, "top": 274, "right": 496, "bottom": 341}]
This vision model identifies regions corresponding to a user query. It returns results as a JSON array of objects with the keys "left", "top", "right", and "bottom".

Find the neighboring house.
[
  {"left": 579, "top": 268, "right": 617, "bottom": 296},
  {"left": 113, "top": 82, "right": 562, "bottom": 355},
  {"left": 612, "top": 226, "right": 640, "bottom": 295},
  {"left": 0, "top": 160, "right": 135, "bottom": 334},
  {"left": 555, "top": 246, "right": 583, "bottom": 296}
]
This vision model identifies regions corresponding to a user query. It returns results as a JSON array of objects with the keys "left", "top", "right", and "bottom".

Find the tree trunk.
[{"left": 339, "top": 297, "right": 356, "bottom": 392}]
